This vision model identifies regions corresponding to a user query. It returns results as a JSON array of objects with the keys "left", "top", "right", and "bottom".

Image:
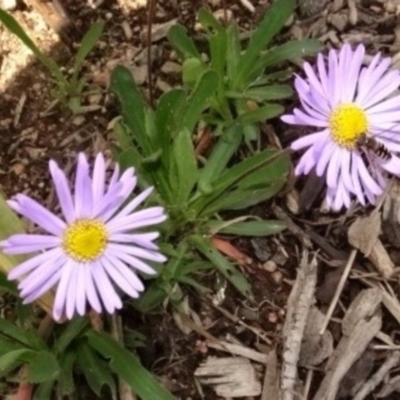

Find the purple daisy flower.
[
  {"left": 0, "top": 153, "right": 167, "bottom": 320},
  {"left": 282, "top": 43, "right": 400, "bottom": 210}
]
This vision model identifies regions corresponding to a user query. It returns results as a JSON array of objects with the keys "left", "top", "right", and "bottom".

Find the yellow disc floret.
[
  {"left": 62, "top": 219, "right": 108, "bottom": 262},
  {"left": 329, "top": 103, "right": 369, "bottom": 149}
]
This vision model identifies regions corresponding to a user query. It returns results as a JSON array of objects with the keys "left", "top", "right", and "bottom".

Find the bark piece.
[
  {"left": 299, "top": 306, "right": 333, "bottom": 367},
  {"left": 281, "top": 251, "right": 318, "bottom": 400},
  {"left": 195, "top": 357, "right": 261, "bottom": 397},
  {"left": 313, "top": 289, "right": 382, "bottom": 400}
]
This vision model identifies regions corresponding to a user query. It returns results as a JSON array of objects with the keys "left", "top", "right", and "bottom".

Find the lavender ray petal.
[
  {"left": 107, "top": 243, "right": 166, "bottom": 263},
  {"left": 49, "top": 161, "right": 75, "bottom": 223},
  {"left": 8, "top": 248, "right": 64, "bottom": 280},
  {"left": 84, "top": 264, "right": 102, "bottom": 313},
  {"left": 104, "top": 253, "right": 145, "bottom": 291},
  {"left": 106, "top": 248, "right": 157, "bottom": 275},
  {"left": 92, "top": 260, "right": 122, "bottom": 313},
  {"left": 53, "top": 260, "right": 75, "bottom": 321},
  {"left": 8, "top": 194, "right": 66, "bottom": 236},
  {"left": 65, "top": 264, "right": 79, "bottom": 320},
  {"left": 22, "top": 269, "right": 61, "bottom": 304},
  {"left": 75, "top": 264, "right": 87, "bottom": 316},
  {"left": 109, "top": 232, "right": 160, "bottom": 250},
  {"left": 326, "top": 147, "right": 341, "bottom": 188},
  {"left": 92, "top": 153, "right": 106, "bottom": 204},
  {"left": 102, "top": 256, "right": 140, "bottom": 298}
]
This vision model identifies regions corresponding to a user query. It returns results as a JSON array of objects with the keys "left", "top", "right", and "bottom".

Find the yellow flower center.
[
  {"left": 62, "top": 219, "right": 108, "bottom": 262},
  {"left": 329, "top": 103, "right": 369, "bottom": 149}
]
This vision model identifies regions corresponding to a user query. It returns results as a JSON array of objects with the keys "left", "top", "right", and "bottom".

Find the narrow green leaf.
[
  {"left": 251, "top": 69, "right": 292, "bottom": 86},
  {"left": 0, "top": 337, "right": 23, "bottom": 356},
  {"left": 180, "top": 70, "right": 219, "bottom": 133},
  {"left": 0, "top": 318, "right": 45, "bottom": 350},
  {"left": 57, "top": 351, "right": 76, "bottom": 396},
  {"left": 226, "top": 23, "right": 241, "bottom": 80},
  {"left": 0, "top": 9, "right": 65, "bottom": 85},
  {"left": 207, "top": 185, "right": 284, "bottom": 212},
  {"left": 197, "top": 124, "right": 242, "bottom": 194},
  {"left": 207, "top": 219, "right": 286, "bottom": 236},
  {"left": 197, "top": 8, "right": 224, "bottom": 32},
  {"left": 167, "top": 25, "right": 201, "bottom": 59},
  {"left": 155, "top": 89, "right": 186, "bottom": 153},
  {"left": 0, "top": 349, "right": 32, "bottom": 376},
  {"left": 171, "top": 129, "right": 198, "bottom": 203},
  {"left": 72, "top": 21, "right": 105, "bottom": 80},
  {"left": 239, "top": 104, "right": 283, "bottom": 124},
  {"left": 209, "top": 29, "right": 227, "bottom": 76},
  {"left": 253, "top": 39, "right": 322, "bottom": 73},
  {"left": 190, "top": 234, "right": 253, "bottom": 298},
  {"left": 227, "top": 85, "right": 293, "bottom": 101},
  {"left": 86, "top": 331, "right": 177, "bottom": 400},
  {"left": 33, "top": 380, "right": 55, "bottom": 400},
  {"left": 233, "top": 0, "right": 296, "bottom": 89},
  {"left": 132, "top": 282, "right": 167, "bottom": 313},
  {"left": 193, "top": 149, "right": 290, "bottom": 216},
  {"left": 26, "top": 350, "right": 60, "bottom": 383},
  {"left": 77, "top": 342, "right": 116, "bottom": 398},
  {"left": 53, "top": 318, "right": 88, "bottom": 355},
  {"left": 109, "top": 66, "right": 151, "bottom": 154}
]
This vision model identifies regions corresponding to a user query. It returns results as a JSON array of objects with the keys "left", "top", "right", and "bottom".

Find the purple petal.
[
  {"left": 49, "top": 161, "right": 75, "bottom": 223},
  {"left": 8, "top": 195, "right": 65, "bottom": 236}
]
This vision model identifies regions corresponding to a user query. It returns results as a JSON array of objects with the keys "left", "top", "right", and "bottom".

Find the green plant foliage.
[
  {"left": 0, "top": 9, "right": 104, "bottom": 113},
  {"left": 86, "top": 331, "right": 177, "bottom": 400},
  {"left": 168, "top": 0, "right": 322, "bottom": 141}
]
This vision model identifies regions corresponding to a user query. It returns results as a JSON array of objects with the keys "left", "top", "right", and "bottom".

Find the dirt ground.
[{"left": 3, "top": 0, "right": 400, "bottom": 399}]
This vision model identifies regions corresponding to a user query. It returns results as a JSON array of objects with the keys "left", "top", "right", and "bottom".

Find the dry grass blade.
[
  {"left": 353, "top": 351, "right": 400, "bottom": 400},
  {"left": 319, "top": 249, "right": 357, "bottom": 335}
]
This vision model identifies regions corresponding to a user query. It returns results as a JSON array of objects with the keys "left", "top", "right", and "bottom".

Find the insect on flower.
[
  {"left": 0, "top": 153, "right": 167, "bottom": 321},
  {"left": 281, "top": 43, "right": 400, "bottom": 210},
  {"left": 355, "top": 134, "right": 391, "bottom": 161}
]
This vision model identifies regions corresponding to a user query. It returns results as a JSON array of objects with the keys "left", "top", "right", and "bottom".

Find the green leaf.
[
  {"left": 155, "top": 89, "right": 186, "bottom": 154},
  {"left": 233, "top": 0, "right": 296, "bottom": 89},
  {"left": 252, "top": 39, "right": 322, "bottom": 74},
  {"left": 33, "top": 381, "right": 55, "bottom": 400},
  {"left": 170, "top": 129, "right": 198, "bottom": 202},
  {"left": 209, "top": 28, "right": 227, "bottom": 76},
  {"left": 110, "top": 66, "right": 151, "bottom": 154},
  {"left": 0, "top": 349, "right": 32, "bottom": 376},
  {"left": 206, "top": 185, "right": 283, "bottom": 212},
  {"left": 57, "top": 351, "right": 76, "bottom": 396},
  {"left": 54, "top": 318, "right": 88, "bottom": 355},
  {"left": 190, "top": 235, "right": 252, "bottom": 298},
  {"left": 26, "top": 350, "right": 60, "bottom": 383},
  {"left": 180, "top": 70, "right": 219, "bottom": 133},
  {"left": 72, "top": 21, "right": 105, "bottom": 82},
  {"left": 182, "top": 58, "right": 207, "bottom": 86},
  {"left": 238, "top": 104, "right": 283, "bottom": 124},
  {"left": 132, "top": 282, "right": 168, "bottom": 313},
  {"left": 0, "top": 318, "right": 46, "bottom": 351},
  {"left": 86, "top": 331, "right": 177, "bottom": 400},
  {"left": 197, "top": 123, "right": 243, "bottom": 194},
  {"left": 207, "top": 219, "right": 286, "bottom": 236},
  {"left": 167, "top": 25, "right": 201, "bottom": 59},
  {"left": 251, "top": 69, "right": 292, "bottom": 86},
  {"left": 77, "top": 342, "right": 116, "bottom": 398},
  {"left": 226, "top": 23, "right": 241, "bottom": 80},
  {"left": 227, "top": 85, "right": 293, "bottom": 101},
  {"left": 198, "top": 8, "right": 224, "bottom": 32},
  {"left": 0, "top": 9, "right": 66, "bottom": 86},
  {"left": 194, "top": 149, "right": 290, "bottom": 216},
  {"left": 0, "top": 337, "right": 24, "bottom": 356}
]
